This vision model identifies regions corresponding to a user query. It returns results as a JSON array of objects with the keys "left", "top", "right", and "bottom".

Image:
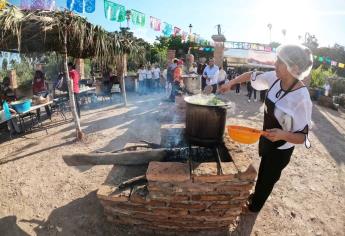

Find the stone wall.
[{"left": 97, "top": 138, "right": 256, "bottom": 234}]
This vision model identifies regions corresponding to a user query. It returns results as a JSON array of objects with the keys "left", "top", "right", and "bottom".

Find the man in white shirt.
[
  {"left": 146, "top": 66, "right": 153, "bottom": 92},
  {"left": 153, "top": 65, "right": 161, "bottom": 92},
  {"left": 202, "top": 58, "right": 219, "bottom": 93},
  {"left": 137, "top": 65, "right": 147, "bottom": 95},
  {"left": 218, "top": 66, "right": 227, "bottom": 86}
]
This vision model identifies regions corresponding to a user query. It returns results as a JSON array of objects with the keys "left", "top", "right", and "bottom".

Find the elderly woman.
[
  {"left": 32, "top": 70, "right": 52, "bottom": 119},
  {"left": 219, "top": 44, "right": 313, "bottom": 213}
]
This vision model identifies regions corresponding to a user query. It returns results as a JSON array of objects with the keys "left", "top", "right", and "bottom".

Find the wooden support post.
[
  {"left": 63, "top": 31, "right": 84, "bottom": 141},
  {"left": 121, "top": 54, "right": 128, "bottom": 106}
]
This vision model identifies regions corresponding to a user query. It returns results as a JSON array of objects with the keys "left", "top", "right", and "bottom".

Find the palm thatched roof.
[{"left": 0, "top": 4, "right": 146, "bottom": 63}]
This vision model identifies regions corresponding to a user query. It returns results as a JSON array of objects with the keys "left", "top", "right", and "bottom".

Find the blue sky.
[{"left": 8, "top": 0, "right": 345, "bottom": 47}]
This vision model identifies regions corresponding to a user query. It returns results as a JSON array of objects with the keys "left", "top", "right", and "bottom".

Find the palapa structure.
[{"left": 0, "top": 4, "right": 147, "bottom": 140}]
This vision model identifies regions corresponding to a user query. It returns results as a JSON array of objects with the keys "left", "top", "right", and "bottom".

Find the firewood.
[
  {"left": 118, "top": 175, "right": 147, "bottom": 190},
  {"left": 63, "top": 149, "right": 167, "bottom": 166}
]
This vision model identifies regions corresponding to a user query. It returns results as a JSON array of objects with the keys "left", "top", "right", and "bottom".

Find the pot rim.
[{"left": 184, "top": 96, "right": 230, "bottom": 108}]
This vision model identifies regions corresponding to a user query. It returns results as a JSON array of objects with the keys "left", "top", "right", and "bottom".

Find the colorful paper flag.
[
  {"left": 173, "top": 27, "right": 181, "bottom": 36},
  {"left": 150, "top": 16, "right": 161, "bottom": 31},
  {"left": 162, "top": 22, "right": 173, "bottom": 36},
  {"left": 20, "top": 0, "right": 55, "bottom": 10},
  {"left": 67, "top": 0, "right": 95, "bottom": 13},
  {"left": 318, "top": 56, "right": 324, "bottom": 62},
  {"left": 131, "top": 9, "right": 145, "bottom": 27},
  {"left": 331, "top": 61, "right": 337, "bottom": 66},
  {"left": 85, "top": 0, "right": 95, "bottom": 13},
  {"left": 0, "top": 0, "right": 6, "bottom": 10},
  {"left": 338, "top": 63, "right": 345, "bottom": 68},
  {"left": 181, "top": 31, "right": 188, "bottom": 41},
  {"left": 104, "top": 0, "right": 126, "bottom": 22}
]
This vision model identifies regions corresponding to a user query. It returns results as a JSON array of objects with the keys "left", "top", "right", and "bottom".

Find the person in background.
[
  {"left": 235, "top": 73, "right": 241, "bottom": 95},
  {"left": 197, "top": 57, "right": 207, "bottom": 90},
  {"left": 218, "top": 66, "right": 227, "bottom": 87},
  {"left": 68, "top": 62, "right": 81, "bottom": 118},
  {"left": 247, "top": 80, "right": 257, "bottom": 102},
  {"left": 219, "top": 44, "right": 313, "bottom": 213},
  {"left": 167, "top": 59, "right": 178, "bottom": 99},
  {"left": 203, "top": 58, "right": 219, "bottom": 93},
  {"left": 137, "top": 64, "right": 146, "bottom": 95},
  {"left": 323, "top": 82, "right": 331, "bottom": 96},
  {"left": 146, "top": 65, "right": 153, "bottom": 92},
  {"left": 32, "top": 70, "right": 52, "bottom": 119},
  {"left": 153, "top": 64, "right": 161, "bottom": 92},
  {"left": 169, "top": 60, "right": 184, "bottom": 102},
  {"left": 1, "top": 77, "right": 16, "bottom": 102},
  {"left": 0, "top": 100, "right": 21, "bottom": 135},
  {"left": 161, "top": 66, "right": 167, "bottom": 94}
]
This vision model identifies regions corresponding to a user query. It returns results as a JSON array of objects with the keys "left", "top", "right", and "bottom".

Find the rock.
[{"left": 290, "top": 212, "right": 296, "bottom": 218}]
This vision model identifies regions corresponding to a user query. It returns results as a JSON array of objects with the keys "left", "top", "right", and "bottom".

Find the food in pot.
[{"left": 185, "top": 94, "right": 226, "bottom": 106}]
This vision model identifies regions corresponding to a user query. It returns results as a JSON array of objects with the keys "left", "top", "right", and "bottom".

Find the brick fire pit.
[{"left": 97, "top": 138, "right": 257, "bottom": 234}]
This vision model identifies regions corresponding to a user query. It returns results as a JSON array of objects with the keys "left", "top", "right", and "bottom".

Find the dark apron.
[{"left": 259, "top": 78, "right": 299, "bottom": 156}]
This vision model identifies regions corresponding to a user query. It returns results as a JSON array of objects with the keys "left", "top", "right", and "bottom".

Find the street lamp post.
[{"left": 189, "top": 24, "right": 193, "bottom": 34}]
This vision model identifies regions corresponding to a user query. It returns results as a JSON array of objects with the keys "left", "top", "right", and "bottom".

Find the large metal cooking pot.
[
  {"left": 184, "top": 96, "right": 229, "bottom": 147},
  {"left": 182, "top": 75, "right": 201, "bottom": 94}
]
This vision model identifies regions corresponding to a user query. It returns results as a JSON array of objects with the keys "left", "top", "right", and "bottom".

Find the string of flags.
[
  {"left": 64, "top": 0, "right": 207, "bottom": 44},
  {"left": 191, "top": 46, "right": 214, "bottom": 52},
  {"left": 315, "top": 55, "right": 345, "bottom": 69}
]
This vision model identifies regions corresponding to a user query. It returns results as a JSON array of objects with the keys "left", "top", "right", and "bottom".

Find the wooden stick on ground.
[
  {"left": 118, "top": 175, "right": 147, "bottom": 190},
  {"left": 63, "top": 149, "right": 167, "bottom": 166}
]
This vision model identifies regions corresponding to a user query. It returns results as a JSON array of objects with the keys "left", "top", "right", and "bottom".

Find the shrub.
[{"left": 310, "top": 65, "right": 336, "bottom": 88}]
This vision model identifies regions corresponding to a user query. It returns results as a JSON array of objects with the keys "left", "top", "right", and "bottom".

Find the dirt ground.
[{"left": 0, "top": 91, "right": 344, "bottom": 236}]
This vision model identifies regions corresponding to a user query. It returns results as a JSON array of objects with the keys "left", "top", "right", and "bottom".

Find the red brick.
[
  {"left": 149, "top": 193, "right": 190, "bottom": 201},
  {"left": 151, "top": 207, "right": 189, "bottom": 216},
  {"left": 214, "top": 183, "right": 253, "bottom": 193},
  {"left": 146, "top": 162, "right": 190, "bottom": 183},
  {"left": 97, "top": 185, "right": 131, "bottom": 202},
  {"left": 191, "top": 193, "right": 239, "bottom": 201},
  {"left": 208, "top": 202, "right": 241, "bottom": 210},
  {"left": 167, "top": 202, "right": 206, "bottom": 209}
]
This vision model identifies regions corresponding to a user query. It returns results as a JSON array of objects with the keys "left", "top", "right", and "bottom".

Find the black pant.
[
  {"left": 235, "top": 84, "right": 241, "bottom": 93},
  {"left": 249, "top": 147, "right": 294, "bottom": 212},
  {"left": 248, "top": 86, "right": 257, "bottom": 100},
  {"left": 201, "top": 77, "right": 207, "bottom": 90},
  {"left": 260, "top": 90, "right": 267, "bottom": 102},
  {"left": 74, "top": 93, "right": 80, "bottom": 118}
]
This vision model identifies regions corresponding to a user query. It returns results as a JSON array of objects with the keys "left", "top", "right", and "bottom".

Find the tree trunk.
[
  {"left": 62, "top": 149, "right": 167, "bottom": 166},
  {"left": 118, "top": 54, "right": 128, "bottom": 106},
  {"left": 63, "top": 32, "right": 84, "bottom": 141}
]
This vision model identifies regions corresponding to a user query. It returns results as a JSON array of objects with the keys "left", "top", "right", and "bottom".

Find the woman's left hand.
[{"left": 263, "top": 128, "right": 287, "bottom": 142}]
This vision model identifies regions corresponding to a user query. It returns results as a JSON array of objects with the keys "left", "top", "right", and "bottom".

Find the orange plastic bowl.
[{"left": 227, "top": 125, "right": 264, "bottom": 144}]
